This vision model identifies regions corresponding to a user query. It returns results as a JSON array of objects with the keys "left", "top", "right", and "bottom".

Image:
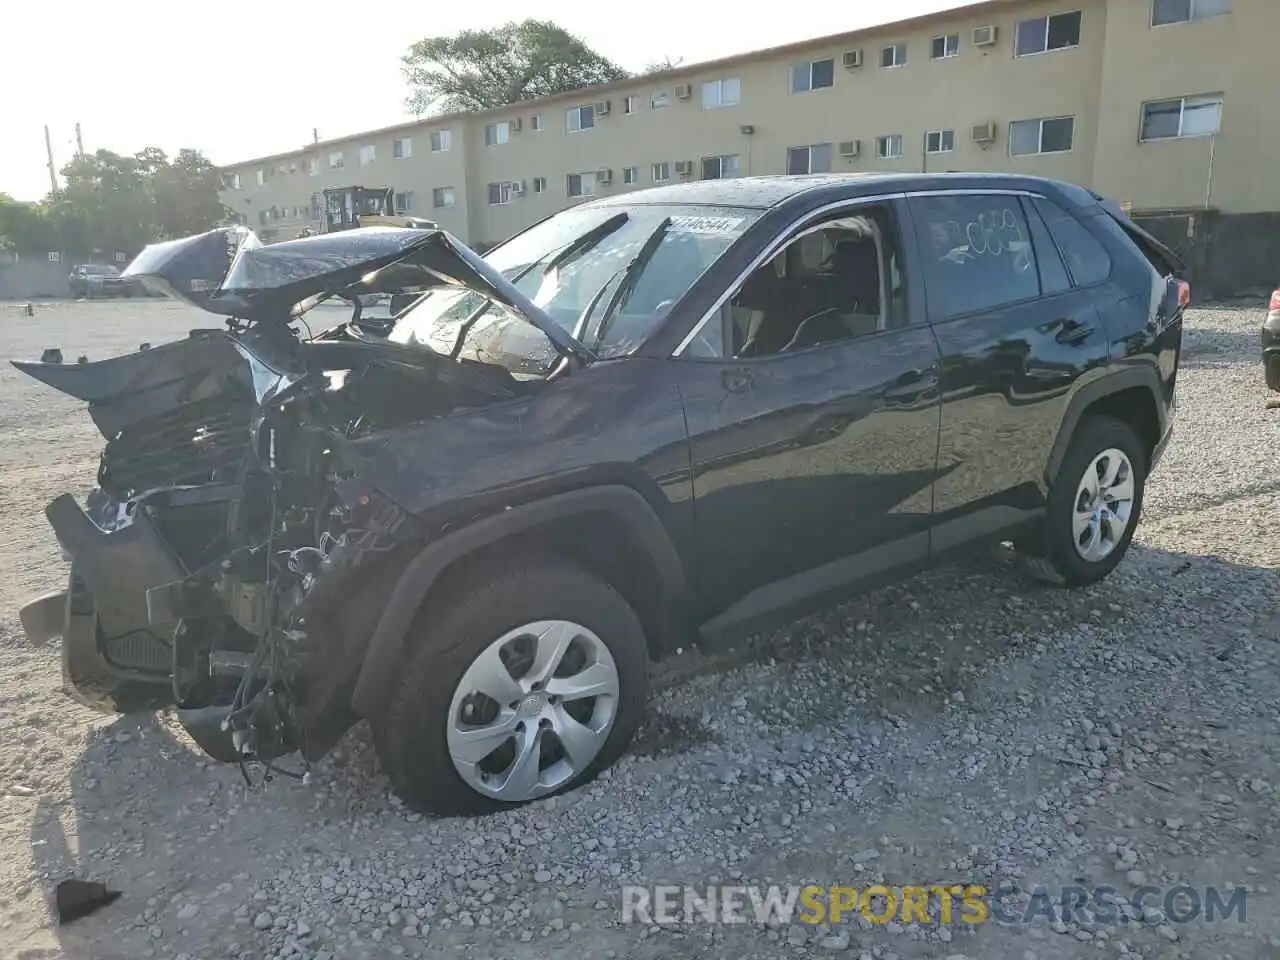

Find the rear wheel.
[
  {"left": 1265, "top": 354, "right": 1280, "bottom": 392},
  {"left": 372, "top": 556, "right": 649, "bottom": 816},
  {"left": 1021, "top": 415, "right": 1146, "bottom": 587}
]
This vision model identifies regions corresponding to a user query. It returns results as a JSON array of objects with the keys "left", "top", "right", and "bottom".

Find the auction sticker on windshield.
[{"left": 669, "top": 216, "right": 746, "bottom": 235}]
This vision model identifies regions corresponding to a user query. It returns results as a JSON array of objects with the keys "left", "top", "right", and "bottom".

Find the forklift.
[{"left": 320, "top": 186, "right": 438, "bottom": 232}]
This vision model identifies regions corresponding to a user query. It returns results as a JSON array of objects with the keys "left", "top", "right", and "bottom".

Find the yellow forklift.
[{"left": 320, "top": 186, "right": 437, "bottom": 232}]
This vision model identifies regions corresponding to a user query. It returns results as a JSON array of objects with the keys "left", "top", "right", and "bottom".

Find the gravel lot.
[{"left": 1, "top": 298, "right": 1279, "bottom": 960}]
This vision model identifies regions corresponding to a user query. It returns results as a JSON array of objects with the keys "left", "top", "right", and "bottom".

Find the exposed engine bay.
[{"left": 13, "top": 224, "right": 564, "bottom": 776}]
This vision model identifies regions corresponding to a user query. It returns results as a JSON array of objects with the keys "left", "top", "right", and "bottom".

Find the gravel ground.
[{"left": 1, "top": 298, "right": 1279, "bottom": 960}]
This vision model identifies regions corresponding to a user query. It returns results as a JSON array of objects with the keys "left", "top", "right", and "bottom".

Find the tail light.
[
  {"left": 1269, "top": 289, "right": 1280, "bottom": 314},
  {"left": 1176, "top": 279, "right": 1191, "bottom": 309}
]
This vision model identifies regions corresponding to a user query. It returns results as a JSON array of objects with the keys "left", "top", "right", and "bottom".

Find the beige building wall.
[
  {"left": 218, "top": 0, "right": 1272, "bottom": 242},
  {"left": 1092, "top": 0, "right": 1279, "bottom": 213}
]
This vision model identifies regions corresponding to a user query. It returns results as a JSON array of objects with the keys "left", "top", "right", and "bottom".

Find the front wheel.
[
  {"left": 372, "top": 556, "right": 650, "bottom": 816},
  {"left": 1024, "top": 415, "right": 1147, "bottom": 587}
]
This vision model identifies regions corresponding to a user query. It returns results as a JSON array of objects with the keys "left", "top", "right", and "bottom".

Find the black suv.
[{"left": 15, "top": 174, "right": 1186, "bottom": 816}]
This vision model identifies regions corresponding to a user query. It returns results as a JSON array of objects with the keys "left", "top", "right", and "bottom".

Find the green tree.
[
  {"left": 32, "top": 147, "right": 230, "bottom": 260},
  {"left": 403, "top": 19, "right": 629, "bottom": 115},
  {"left": 0, "top": 194, "right": 58, "bottom": 254}
]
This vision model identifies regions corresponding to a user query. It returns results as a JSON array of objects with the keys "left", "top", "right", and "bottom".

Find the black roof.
[{"left": 586, "top": 172, "right": 1099, "bottom": 212}]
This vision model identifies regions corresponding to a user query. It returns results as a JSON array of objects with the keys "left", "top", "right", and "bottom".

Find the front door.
[{"left": 673, "top": 200, "right": 942, "bottom": 627}]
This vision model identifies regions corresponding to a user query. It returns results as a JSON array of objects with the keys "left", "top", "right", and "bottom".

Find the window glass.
[
  {"left": 911, "top": 194, "right": 1040, "bottom": 319},
  {"left": 1022, "top": 199, "right": 1072, "bottom": 295},
  {"left": 724, "top": 210, "right": 899, "bottom": 358},
  {"left": 1033, "top": 199, "right": 1112, "bottom": 286},
  {"left": 392, "top": 205, "right": 760, "bottom": 372}
]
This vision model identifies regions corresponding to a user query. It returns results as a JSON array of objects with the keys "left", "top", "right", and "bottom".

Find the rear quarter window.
[{"left": 1032, "top": 198, "right": 1112, "bottom": 286}]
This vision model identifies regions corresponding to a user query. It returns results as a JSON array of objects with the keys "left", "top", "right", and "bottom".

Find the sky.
[{"left": 1, "top": 0, "right": 980, "bottom": 201}]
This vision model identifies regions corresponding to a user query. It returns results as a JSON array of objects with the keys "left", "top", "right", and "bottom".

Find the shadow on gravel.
[
  {"left": 27, "top": 713, "right": 204, "bottom": 960},
  {"left": 25, "top": 541, "right": 1280, "bottom": 958},
  {"left": 1179, "top": 327, "right": 1265, "bottom": 369}
]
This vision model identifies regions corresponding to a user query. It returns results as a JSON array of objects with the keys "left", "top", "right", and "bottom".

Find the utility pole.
[
  {"left": 44, "top": 125, "right": 58, "bottom": 193},
  {"left": 75, "top": 123, "right": 84, "bottom": 156}
]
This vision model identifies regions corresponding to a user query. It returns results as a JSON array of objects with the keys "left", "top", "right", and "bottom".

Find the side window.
[
  {"left": 1023, "top": 198, "right": 1072, "bottom": 295},
  {"left": 722, "top": 207, "right": 904, "bottom": 359},
  {"left": 910, "top": 194, "right": 1040, "bottom": 319},
  {"left": 1032, "top": 198, "right": 1112, "bottom": 286}
]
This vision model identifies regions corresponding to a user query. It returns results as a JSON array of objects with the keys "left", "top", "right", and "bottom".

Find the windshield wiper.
[
  {"left": 588, "top": 217, "right": 671, "bottom": 353},
  {"left": 542, "top": 212, "right": 630, "bottom": 275}
]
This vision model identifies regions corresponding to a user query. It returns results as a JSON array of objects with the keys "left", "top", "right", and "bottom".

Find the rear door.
[{"left": 906, "top": 190, "right": 1111, "bottom": 553}]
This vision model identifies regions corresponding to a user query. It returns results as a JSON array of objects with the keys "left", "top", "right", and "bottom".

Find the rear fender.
[{"left": 349, "top": 484, "right": 686, "bottom": 718}]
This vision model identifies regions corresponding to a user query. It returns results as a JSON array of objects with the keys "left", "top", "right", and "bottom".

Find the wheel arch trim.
[
  {"left": 350, "top": 484, "right": 685, "bottom": 718},
  {"left": 1045, "top": 365, "right": 1164, "bottom": 488}
]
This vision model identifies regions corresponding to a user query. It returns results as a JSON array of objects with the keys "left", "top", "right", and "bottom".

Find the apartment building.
[{"left": 220, "top": 0, "right": 1274, "bottom": 252}]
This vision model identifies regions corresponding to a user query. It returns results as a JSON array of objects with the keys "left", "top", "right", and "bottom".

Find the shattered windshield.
[{"left": 389, "top": 204, "right": 759, "bottom": 374}]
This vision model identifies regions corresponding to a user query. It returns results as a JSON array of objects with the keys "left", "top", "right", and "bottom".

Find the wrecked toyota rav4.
[{"left": 15, "top": 174, "right": 1185, "bottom": 816}]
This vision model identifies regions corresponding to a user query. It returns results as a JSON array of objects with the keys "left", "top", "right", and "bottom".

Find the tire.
[
  {"left": 372, "top": 555, "right": 650, "bottom": 816},
  {"left": 1266, "top": 354, "right": 1280, "bottom": 392},
  {"left": 1026, "top": 415, "right": 1147, "bottom": 588}
]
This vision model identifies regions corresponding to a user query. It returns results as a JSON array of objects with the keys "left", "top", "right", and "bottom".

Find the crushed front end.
[{"left": 14, "top": 224, "right": 545, "bottom": 770}]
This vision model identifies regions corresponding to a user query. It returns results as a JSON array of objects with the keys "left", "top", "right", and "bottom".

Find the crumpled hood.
[{"left": 117, "top": 225, "right": 592, "bottom": 363}]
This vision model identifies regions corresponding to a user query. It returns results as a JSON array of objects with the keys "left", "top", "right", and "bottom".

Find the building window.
[
  {"left": 328, "top": 151, "right": 345, "bottom": 170},
  {"left": 358, "top": 144, "right": 376, "bottom": 165},
  {"left": 786, "top": 143, "right": 833, "bottom": 174},
  {"left": 652, "top": 162, "right": 671, "bottom": 183},
  {"left": 791, "top": 58, "right": 834, "bottom": 93},
  {"left": 305, "top": 158, "right": 318, "bottom": 176},
  {"left": 567, "top": 105, "right": 595, "bottom": 132},
  {"left": 1152, "top": 0, "right": 1229, "bottom": 25},
  {"left": 880, "top": 43, "right": 907, "bottom": 68},
  {"left": 1015, "top": 11, "right": 1082, "bottom": 56},
  {"left": 875, "top": 135, "right": 904, "bottom": 159},
  {"left": 393, "top": 137, "right": 412, "bottom": 159},
  {"left": 1140, "top": 93, "right": 1223, "bottom": 141},
  {"left": 651, "top": 90, "right": 669, "bottom": 109},
  {"left": 229, "top": 173, "right": 242, "bottom": 190},
  {"left": 394, "top": 191, "right": 414, "bottom": 212},
  {"left": 531, "top": 115, "right": 544, "bottom": 132},
  {"left": 255, "top": 169, "right": 266, "bottom": 186},
  {"left": 1009, "top": 116, "right": 1076, "bottom": 155},
  {"left": 925, "top": 129, "right": 956, "bottom": 153},
  {"left": 701, "top": 154, "right": 740, "bottom": 179},
  {"left": 624, "top": 96, "right": 636, "bottom": 114},
  {"left": 567, "top": 172, "right": 598, "bottom": 198},
  {"left": 432, "top": 186, "right": 455, "bottom": 209},
  {"left": 701, "top": 78, "right": 741, "bottom": 109},
  {"left": 430, "top": 130, "right": 452, "bottom": 152},
  {"left": 533, "top": 177, "right": 547, "bottom": 194},
  {"left": 487, "top": 182, "right": 512, "bottom": 205},
  {"left": 930, "top": 34, "right": 960, "bottom": 59},
  {"left": 288, "top": 161, "right": 298, "bottom": 174},
  {"left": 311, "top": 195, "right": 323, "bottom": 219},
  {"left": 622, "top": 166, "right": 640, "bottom": 185},
  {"left": 484, "top": 122, "right": 510, "bottom": 147}
]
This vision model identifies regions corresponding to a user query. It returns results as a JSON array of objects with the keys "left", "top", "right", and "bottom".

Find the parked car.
[
  {"left": 67, "top": 263, "right": 134, "bottom": 299},
  {"left": 14, "top": 173, "right": 1187, "bottom": 816},
  {"left": 1263, "top": 288, "right": 1280, "bottom": 391}
]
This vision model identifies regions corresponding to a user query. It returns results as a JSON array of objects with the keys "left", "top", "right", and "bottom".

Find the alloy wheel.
[
  {"left": 445, "top": 620, "right": 620, "bottom": 802},
  {"left": 1072, "top": 447, "right": 1136, "bottom": 563}
]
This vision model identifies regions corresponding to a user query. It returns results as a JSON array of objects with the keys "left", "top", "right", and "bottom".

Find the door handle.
[
  {"left": 721, "top": 366, "right": 754, "bottom": 393},
  {"left": 1054, "top": 319, "right": 1095, "bottom": 345},
  {"left": 880, "top": 368, "right": 929, "bottom": 401}
]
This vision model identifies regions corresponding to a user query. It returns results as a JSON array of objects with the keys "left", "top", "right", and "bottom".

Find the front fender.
[{"left": 349, "top": 483, "right": 686, "bottom": 717}]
